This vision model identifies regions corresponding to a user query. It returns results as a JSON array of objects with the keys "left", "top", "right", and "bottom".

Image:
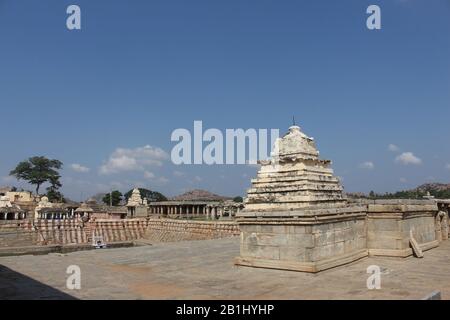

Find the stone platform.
[{"left": 1, "top": 237, "right": 450, "bottom": 300}]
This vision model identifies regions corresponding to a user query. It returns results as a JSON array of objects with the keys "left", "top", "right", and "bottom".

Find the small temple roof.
[
  {"left": 271, "top": 124, "right": 319, "bottom": 160},
  {"left": 75, "top": 202, "right": 94, "bottom": 213}
]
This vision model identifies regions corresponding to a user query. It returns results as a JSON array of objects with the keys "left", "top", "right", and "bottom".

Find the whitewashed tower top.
[
  {"left": 127, "top": 188, "right": 143, "bottom": 207},
  {"left": 244, "top": 125, "right": 346, "bottom": 212}
]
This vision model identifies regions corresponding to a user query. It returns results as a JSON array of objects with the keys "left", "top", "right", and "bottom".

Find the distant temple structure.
[
  {"left": 148, "top": 189, "right": 244, "bottom": 220},
  {"left": 126, "top": 188, "right": 148, "bottom": 218},
  {"left": 0, "top": 196, "right": 27, "bottom": 220}
]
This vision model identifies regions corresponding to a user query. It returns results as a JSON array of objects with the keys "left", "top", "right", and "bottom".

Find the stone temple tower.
[
  {"left": 126, "top": 188, "right": 148, "bottom": 218},
  {"left": 244, "top": 125, "right": 347, "bottom": 212},
  {"left": 235, "top": 123, "right": 367, "bottom": 273}
]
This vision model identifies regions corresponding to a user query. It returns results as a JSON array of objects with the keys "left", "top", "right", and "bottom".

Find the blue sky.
[{"left": 0, "top": 0, "right": 449, "bottom": 201}]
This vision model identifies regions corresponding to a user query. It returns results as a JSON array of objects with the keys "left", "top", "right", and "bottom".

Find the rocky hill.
[
  {"left": 347, "top": 182, "right": 450, "bottom": 199},
  {"left": 171, "top": 189, "right": 231, "bottom": 201},
  {"left": 416, "top": 183, "right": 450, "bottom": 194}
]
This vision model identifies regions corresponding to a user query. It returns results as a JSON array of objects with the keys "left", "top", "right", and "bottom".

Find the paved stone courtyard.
[{"left": 1, "top": 237, "right": 450, "bottom": 300}]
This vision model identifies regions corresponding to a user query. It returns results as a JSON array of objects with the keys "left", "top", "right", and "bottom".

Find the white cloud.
[
  {"left": 100, "top": 145, "right": 168, "bottom": 175},
  {"left": 173, "top": 171, "right": 185, "bottom": 177},
  {"left": 157, "top": 177, "right": 169, "bottom": 184},
  {"left": 359, "top": 161, "right": 374, "bottom": 170},
  {"left": 94, "top": 181, "right": 124, "bottom": 192},
  {"left": 194, "top": 176, "right": 202, "bottom": 182},
  {"left": 446, "top": 164, "right": 450, "bottom": 171},
  {"left": 388, "top": 144, "right": 400, "bottom": 152},
  {"left": 70, "top": 163, "right": 90, "bottom": 173},
  {"left": 395, "top": 152, "right": 422, "bottom": 165},
  {"left": 400, "top": 177, "right": 407, "bottom": 183},
  {"left": 1, "top": 176, "right": 15, "bottom": 183},
  {"left": 143, "top": 171, "right": 155, "bottom": 179}
]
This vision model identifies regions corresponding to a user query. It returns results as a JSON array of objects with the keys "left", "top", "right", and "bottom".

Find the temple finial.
[{"left": 292, "top": 115, "right": 296, "bottom": 126}]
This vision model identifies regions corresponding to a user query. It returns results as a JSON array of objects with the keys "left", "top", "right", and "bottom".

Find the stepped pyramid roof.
[{"left": 244, "top": 125, "right": 347, "bottom": 212}]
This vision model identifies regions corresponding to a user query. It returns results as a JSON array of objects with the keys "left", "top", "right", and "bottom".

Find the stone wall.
[
  {"left": 0, "top": 220, "right": 36, "bottom": 247},
  {"left": 0, "top": 218, "right": 148, "bottom": 248},
  {"left": 0, "top": 218, "right": 238, "bottom": 248},
  {"left": 236, "top": 206, "right": 368, "bottom": 273},
  {"left": 91, "top": 219, "right": 148, "bottom": 243},
  {"left": 143, "top": 218, "right": 240, "bottom": 242},
  {"left": 236, "top": 199, "right": 449, "bottom": 273},
  {"left": 366, "top": 200, "right": 439, "bottom": 257}
]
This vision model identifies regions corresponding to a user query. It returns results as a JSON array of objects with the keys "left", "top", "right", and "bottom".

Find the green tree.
[
  {"left": 46, "top": 175, "right": 64, "bottom": 202},
  {"left": 102, "top": 190, "right": 123, "bottom": 206},
  {"left": 9, "top": 156, "right": 63, "bottom": 195},
  {"left": 233, "top": 196, "right": 243, "bottom": 203},
  {"left": 124, "top": 188, "right": 167, "bottom": 202}
]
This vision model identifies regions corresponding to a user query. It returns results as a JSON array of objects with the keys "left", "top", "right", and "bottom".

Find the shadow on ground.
[{"left": 0, "top": 265, "right": 77, "bottom": 300}]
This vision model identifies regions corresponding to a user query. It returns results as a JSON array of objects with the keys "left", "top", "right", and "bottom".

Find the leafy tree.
[
  {"left": 9, "top": 156, "right": 63, "bottom": 195},
  {"left": 46, "top": 175, "right": 64, "bottom": 202},
  {"left": 102, "top": 190, "right": 123, "bottom": 206},
  {"left": 233, "top": 196, "right": 243, "bottom": 203},
  {"left": 124, "top": 188, "right": 167, "bottom": 202}
]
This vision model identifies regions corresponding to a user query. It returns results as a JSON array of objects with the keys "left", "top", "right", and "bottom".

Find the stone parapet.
[
  {"left": 235, "top": 199, "right": 447, "bottom": 272},
  {"left": 235, "top": 206, "right": 368, "bottom": 273},
  {"left": 144, "top": 218, "right": 240, "bottom": 242},
  {"left": 366, "top": 200, "right": 439, "bottom": 257},
  {"left": 0, "top": 218, "right": 148, "bottom": 248}
]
